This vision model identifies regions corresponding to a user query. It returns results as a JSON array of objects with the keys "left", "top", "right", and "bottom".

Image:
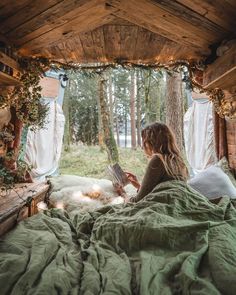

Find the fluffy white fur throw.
[{"left": 48, "top": 175, "right": 136, "bottom": 212}]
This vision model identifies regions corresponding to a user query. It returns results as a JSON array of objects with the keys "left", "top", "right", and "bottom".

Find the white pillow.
[{"left": 188, "top": 166, "right": 236, "bottom": 199}]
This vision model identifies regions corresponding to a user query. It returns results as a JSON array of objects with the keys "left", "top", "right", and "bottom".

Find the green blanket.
[{"left": 1, "top": 180, "right": 236, "bottom": 295}]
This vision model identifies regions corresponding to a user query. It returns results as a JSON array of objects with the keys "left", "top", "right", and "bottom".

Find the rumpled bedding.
[{"left": 0, "top": 180, "right": 236, "bottom": 295}]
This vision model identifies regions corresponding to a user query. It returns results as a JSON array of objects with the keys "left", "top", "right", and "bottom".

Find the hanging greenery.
[
  {"left": 0, "top": 57, "right": 50, "bottom": 129},
  {"left": 0, "top": 157, "right": 31, "bottom": 192},
  {"left": 0, "top": 57, "right": 51, "bottom": 191}
]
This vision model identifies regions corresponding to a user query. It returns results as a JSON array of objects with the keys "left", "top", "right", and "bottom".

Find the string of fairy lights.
[{"left": 0, "top": 56, "right": 234, "bottom": 118}]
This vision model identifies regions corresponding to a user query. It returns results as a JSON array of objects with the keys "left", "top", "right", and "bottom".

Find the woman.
[{"left": 123, "top": 122, "right": 189, "bottom": 203}]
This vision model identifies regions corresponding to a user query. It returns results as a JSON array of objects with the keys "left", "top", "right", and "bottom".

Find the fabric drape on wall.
[
  {"left": 184, "top": 100, "right": 217, "bottom": 174},
  {"left": 214, "top": 112, "right": 228, "bottom": 160},
  {"left": 24, "top": 98, "right": 65, "bottom": 180}
]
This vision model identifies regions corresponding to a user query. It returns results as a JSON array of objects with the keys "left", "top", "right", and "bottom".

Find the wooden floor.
[{"left": 0, "top": 181, "right": 49, "bottom": 236}]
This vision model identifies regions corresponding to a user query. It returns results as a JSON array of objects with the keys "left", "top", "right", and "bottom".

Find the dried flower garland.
[
  {"left": 39, "top": 57, "right": 236, "bottom": 118},
  {"left": 1, "top": 56, "right": 233, "bottom": 120}
]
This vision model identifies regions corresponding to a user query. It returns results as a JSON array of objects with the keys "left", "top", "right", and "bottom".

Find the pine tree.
[
  {"left": 166, "top": 71, "right": 184, "bottom": 151},
  {"left": 98, "top": 75, "right": 119, "bottom": 163},
  {"left": 136, "top": 69, "right": 142, "bottom": 147},
  {"left": 130, "top": 69, "right": 136, "bottom": 149}
]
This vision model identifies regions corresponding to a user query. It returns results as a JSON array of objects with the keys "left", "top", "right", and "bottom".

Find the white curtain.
[
  {"left": 25, "top": 98, "right": 65, "bottom": 180},
  {"left": 184, "top": 100, "right": 217, "bottom": 175}
]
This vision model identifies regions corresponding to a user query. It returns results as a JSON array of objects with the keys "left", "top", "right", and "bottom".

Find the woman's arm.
[{"left": 129, "top": 156, "right": 164, "bottom": 203}]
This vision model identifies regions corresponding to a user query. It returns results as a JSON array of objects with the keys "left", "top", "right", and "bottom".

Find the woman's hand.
[
  {"left": 125, "top": 172, "right": 141, "bottom": 190},
  {"left": 113, "top": 183, "right": 126, "bottom": 196}
]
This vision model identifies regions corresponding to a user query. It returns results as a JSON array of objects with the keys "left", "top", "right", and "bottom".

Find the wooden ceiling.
[{"left": 0, "top": 0, "right": 235, "bottom": 64}]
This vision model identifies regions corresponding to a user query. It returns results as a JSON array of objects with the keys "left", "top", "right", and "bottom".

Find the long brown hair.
[{"left": 141, "top": 122, "right": 189, "bottom": 180}]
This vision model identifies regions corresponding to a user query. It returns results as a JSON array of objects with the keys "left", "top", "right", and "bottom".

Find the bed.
[{"left": 0, "top": 180, "right": 236, "bottom": 295}]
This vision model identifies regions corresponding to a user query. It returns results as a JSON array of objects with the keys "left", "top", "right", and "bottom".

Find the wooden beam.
[
  {"left": 0, "top": 0, "right": 63, "bottom": 34},
  {"left": 150, "top": 0, "right": 228, "bottom": 36},
  {"left": 0, "top": 72, "right": 20, "bottom": 87},
  {"left": 203, "top": 43, "right": 236, "bottom": 90},
  {"left": 7, "top": 0, "right": 101, "bottom": 45},
  {"left": 18, "top": 4, "right": 117, "bottom": 54},
  {"left": 176, "top": 0, "right": 236, "bottom": 33},
  {"left": 107, "top": 0, "right": 215, "bottom": 51},
  {"left": 0, "top": 0, "right": 32, "bottom": 21}
]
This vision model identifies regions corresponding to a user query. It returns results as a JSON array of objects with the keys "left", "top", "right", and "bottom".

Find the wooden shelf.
[
  {"left": 0, "top": 51, "right": 21, "bottom": 86},
  {"left": 0, "top": 71, "right": 20, "bottom": 86},
  {"left": 203, "top": 44, "right": 236, "bottom": 91},
  {"left": 203, "top": 67, "right": 236, "bottom": 90}
]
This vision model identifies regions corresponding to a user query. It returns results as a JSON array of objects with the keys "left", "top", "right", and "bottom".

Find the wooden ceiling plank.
[
  {"left": 18, "top": 7, "right": 116, "bottom": 54},
  {"left": 91, "top": 27, "right": 107, "bottom": 62},
  {"left": 33, "top": 44, "right": 65, "bottom": 62},
  {"left": 103, "top": 25, "right": 121, "bottom": 62},
  {"left": 79, "top": 31, "right": 97, "bottom": 62},
  {"left": 31, "top": 33, "right": 87, "bottom": 63},
  {"left": 56, "top": 42, "right": 70, "bottom": 63},
  {"left": 106, "top": 17, "right": 136, "bottom": 26},
  {"left": 145, "top": 33, "right": 171, "bottom": 63},
  {"left": 107, "top": 0, "right": 221, "bottom": 48},
  {"left": 0, "top": 0, "right": 63, "bottom": 34},
  {"left": 72, "top": 37, "right": 87, "bottom": 63},
  {"left": 133, "top": 27, "right": 152, "bottom": 62},
  {"left": 224, "top": 0, "right": 236, "bottom": 9},
  {"left": 7, "top": 0, "right": 103, "bottom": 43},
  {"left": 67, "top": 38, "right": 86, "bottom": 63},
  {"left": 42, "top": 48, "right": 53, "bottom": 59},
  {"left": 120, "top": 25, "right": 138, "bottom": 62},
  {"left": 0, "top": 0, "right": 32, "bottom": 20},
  {"left": 150, "top": 0, "right": 228, "bottom": 36},
  {"left": 112, "top": 8, "right": 210, "bottom": 55},
  {"left": 176, "top": 0, "right": 236, "bottom": 32},
  {"left": 156, "top": 34, "right": 203, "bottom": 63}
]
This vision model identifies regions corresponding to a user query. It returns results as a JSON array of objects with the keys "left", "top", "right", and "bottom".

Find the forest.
[{"left": 62, "top": 67, "right": 189, "bottom": 163}]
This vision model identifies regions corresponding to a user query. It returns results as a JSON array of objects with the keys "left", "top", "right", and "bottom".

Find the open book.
[{"left": 107, "top": 163, "right": 130, "bottom": 187}]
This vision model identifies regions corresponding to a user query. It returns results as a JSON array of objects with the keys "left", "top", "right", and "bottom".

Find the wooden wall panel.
[
  {"left": 120, "top": 26, "right": 138, "bottom": 61},
  {"left": 103, "top": 25, "right": 121, "bottom": 61},
  {"left": 79, "top": 31, "right": 97, "bottom": 62},
  {"left": 226, "top": 120, "right": 236, "bottom": 173},
  {"left": 92, "top": 28, "right": 107, "bottom": 62},
  {"left": 133, "top": 27, "right": 152, "bottom": 62}
]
